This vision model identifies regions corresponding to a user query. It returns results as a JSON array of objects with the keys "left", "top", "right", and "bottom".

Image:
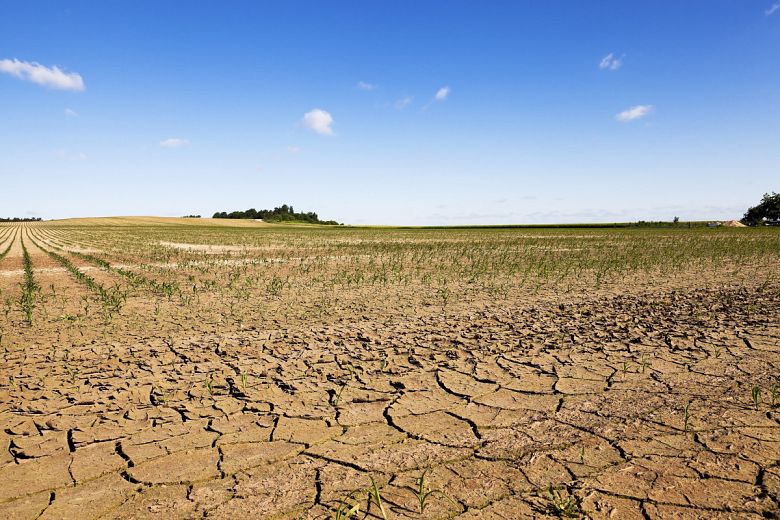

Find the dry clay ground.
[{"left": 0, "top": 221, "right": 778, "bottom": 519}]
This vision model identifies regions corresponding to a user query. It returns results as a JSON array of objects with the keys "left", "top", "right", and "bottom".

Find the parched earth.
[{"left": 0, "top": 224, "right": 779, "bottom": 519}]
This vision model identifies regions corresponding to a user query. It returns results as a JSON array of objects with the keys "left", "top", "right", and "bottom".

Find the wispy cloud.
[
  {"left": 0, "top": 58, "right": 84, "bottom": 91},
  {"left": 422, "top": 86, "right": 451, "bottom": 110},
  {"left": 616, "top": 104, "right": 653, "bottom": 122},
  {"left": 394, "top": 96, "right": 413, "bottom": 109},
  {"left": 599, "top": 53, "right": 623, "bottom": 70},
  {"left": 302, "top": 109, "right": 334, "bottom": 135},
  {"left": 434, "top": 86, "right": 451, "bottom": 101},
  {"left": 286, "top": 145, "right": 302, "bottom": 153},
  {"left": 159, "top": 138, "right": 190, "bottom": 148},
  {"left": 64, "top": 108, "right": 78, "bottom": 117},
  {"left": 766, "top": 3, "right": 780, "bottom": 15},
  {"left": 356, "top": 81, "right": 378, "bottom": 91}
]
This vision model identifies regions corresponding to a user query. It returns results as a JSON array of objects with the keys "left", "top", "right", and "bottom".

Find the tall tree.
[{"left": 742, "top": 192, "right": 780, "bottom": 226}]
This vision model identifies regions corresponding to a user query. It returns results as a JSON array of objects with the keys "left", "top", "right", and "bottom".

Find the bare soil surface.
[{"left": 0, "top": 220, "right": 778, "bottom": 519}]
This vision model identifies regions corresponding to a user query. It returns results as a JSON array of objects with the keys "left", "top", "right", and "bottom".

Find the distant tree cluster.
[
  {"left": 742, "top": 192, "right": 780, "bottom": 226},
  {"left": 0, "top": 217, "right": 42, "bottom": 222},
  {"left": 182, "top": 215, "right": 201, "bottom": 218},
  {"left": 629, "top": 220, "right": 698, "bottom": 228},
  {"left": 212, "top": 204, "right": 340, "bottom": 225}
]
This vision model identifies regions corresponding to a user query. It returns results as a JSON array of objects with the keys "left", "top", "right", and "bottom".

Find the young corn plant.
[
  {"left": 415, "top": 469, "right": 434, "bottom": 514},
  {"left": 368, "top": 476, "right": 388, "bottom": 520},
  {"left": 332, "top": 491, "right": 361, "bottom": 520},
  {"left": 413, "top": 468, "right": 455, "bottom": 514},
  {"left": 331, "top": 365, "right": 355, "bottom": 407},
  {"left": 752, "top": 386, "right": 761, "bottom": 409},
  {"left": 546, "top": 485, "right": 579, "bottom": 518}
]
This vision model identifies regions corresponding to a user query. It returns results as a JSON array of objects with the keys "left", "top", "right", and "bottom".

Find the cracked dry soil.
[{"left": 0, "top": 222, "right": 778, "bottom": 519}]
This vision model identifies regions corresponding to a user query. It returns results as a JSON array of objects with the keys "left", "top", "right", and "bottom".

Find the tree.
[
  {"left": 673, "top": 216, "right": 679, "bottom": 224},
  {"left": 742, "top": 192, "right": 780, "bottom": 226}
]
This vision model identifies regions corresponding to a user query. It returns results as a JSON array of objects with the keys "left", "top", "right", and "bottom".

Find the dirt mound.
[{"left": 722, "top": 220, "right": 747, "bottom": 227}]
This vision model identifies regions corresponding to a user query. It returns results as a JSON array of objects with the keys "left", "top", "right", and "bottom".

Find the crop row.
[
  {"left": 28, "top": 233, "right": 127, "bottom": 315},
  {"left": 19, "top": 235, "right": 39, "bottom": 324},
  {"left": 29, "top": 228, "right": 180, "bottom": 299}
]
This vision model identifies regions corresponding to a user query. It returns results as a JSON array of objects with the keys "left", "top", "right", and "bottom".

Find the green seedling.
[
  {"left": 546, "top": 485, "right": 579, "bottom": 517},
  {"left": 771, "top": 385, "right": 778, "bottom": 407},
  {"left": 436, "top": 284, "right": 451, "bottom": 310},
  {"left": 267, "top": 275, "right": 286, "bottom": 297},
  {"left": 205, "top": 376, "right": 214, "bottom": 396},
  {"left": 752, "top": 386, "right": 761, "bottom": 409},
  {"left": 241, "top": 371, "right": 248, "bottom": 390},
  {"left": 332, "top": 365, "right": 355, "bottom": 407},
  {"left": 683, "top": 401, "right": 691, "bottom": 432},
  {"left": 333, "top": 381, "right": 347, "bottom": 406},
  {"left": 332, "top": 491, "right": 361, "bottom": 520},
  {"left": 368, "top": 476, "right": 388, "bottom": 520},
  {"left": 413, "top": 468, "right": 456, "bottom": 514},
  {"left": 415, "top": 469, "right": 434, "bottom": 514}
]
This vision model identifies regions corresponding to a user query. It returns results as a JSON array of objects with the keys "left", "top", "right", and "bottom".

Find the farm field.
[{"left": 0, "top": 218, "right": 778, "bottom": 519}]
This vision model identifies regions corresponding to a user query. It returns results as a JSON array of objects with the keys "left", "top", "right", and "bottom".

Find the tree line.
[
  {"left": 0, "top": 217, "right": 42, "bottom": 222},
  {"left": 212, "top": 204, "right": 340, "bottom": 225}
]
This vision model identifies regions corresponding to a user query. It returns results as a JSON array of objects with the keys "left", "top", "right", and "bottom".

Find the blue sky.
[{"left": 1, "top": 1, "right": 779, "bottom": 224}]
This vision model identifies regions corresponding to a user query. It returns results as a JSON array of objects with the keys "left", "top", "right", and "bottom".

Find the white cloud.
[
  {"left": 356, "top": 81, "right": 378, "bottom": 91},
  {"left": 64, "top": 108, "right": 78, "bottom": 117},
  {"left": 767, "top": 3, "right": 780, "bottom": 15},
  {"left": 159, "top": 138, "right": 190, "bottom": 148},
  {"left": 302, "top": 109, "right": 334, "bottom": 136},
  {"left": 599, "top": 53, "right": 623, "bottom": 70},
  {"left": 616, "top": 104, "right": 653, "bottom": 122},
  {"left": 422, "top": 86, "right": 451, "bottom": 110},
  {"left": 394, "top": 96, "right": 413, "bottom": 109},
  {"left": 434, "top": 86, "right": 451, "bottom": 101},
  {"left": 0, "top": 58, "right": 84, "bottom": 91},
  {"left": 286, "top": 145, "right": 302, "bottom": 153}
]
